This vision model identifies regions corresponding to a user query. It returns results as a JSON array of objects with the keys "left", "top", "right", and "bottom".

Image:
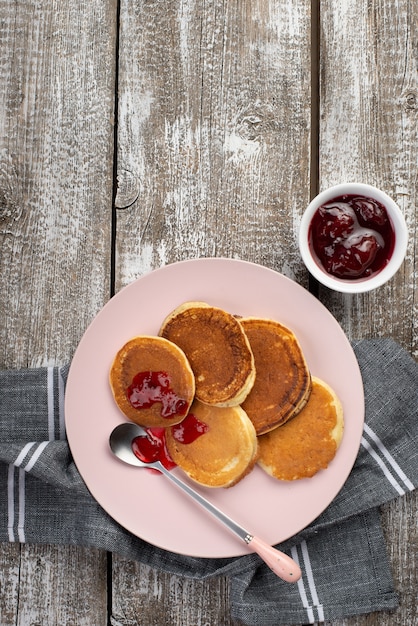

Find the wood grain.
[
  {"left": 8, "top": 545, "right": 108, "bottom": 626},
  {"left": 319, "top": 2, "right": 418, "bottom": 626},
  {"left": 0, "top": 0, "right": 116, "bottom": 624},
  {"left": 0, "top": 544, "right": 20, "bottom": 625},
  {"left": 0, "top": 0, "right": 117, "bottom": 366},
  {"left": 111, "top": 558, "right": 234, "bottom": 626},
  {"left": 114, "top": 0, "right": 312, "bottom": 289},
  {"left": 319, "top": 0, "right": 417, "bottom": 355}
]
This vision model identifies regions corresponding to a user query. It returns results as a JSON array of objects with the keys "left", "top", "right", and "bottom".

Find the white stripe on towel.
[
  {"left": 7, "top": 444, "right": 35, "bottom": 542},
  {"left": 14, "top": 442, "right": 37, "bottom": 467},
  {"left": 8, "top": 442, "right": 50, "bottom": 544},
  {"left": 363, "top": 423, "right": 414, "bottom": 491},
  {"left": 301, "top": 540, "right": 324, "bottom": 622},
  {"left": 18, "top": 468, "right": 26, "bottom": 542},
  {"left": 8, "top": 364, "right": 57, "bottom": 544},
  {"left": 7, "top": 465, "right": 15, "bottom": 542},
  {"left": 361, "top": 436, "right": 405, "bottom": 495},
  {"left": 291, "top": 545, "right": 315, "bottom": 623},
  {"left": 24, "top": 441, "right": 49, "bottom": 472}
]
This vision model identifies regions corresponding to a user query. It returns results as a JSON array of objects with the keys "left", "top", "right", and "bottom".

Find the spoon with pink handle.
[{"left": 109, "top": 422, "right": 301, "bottom": 583}]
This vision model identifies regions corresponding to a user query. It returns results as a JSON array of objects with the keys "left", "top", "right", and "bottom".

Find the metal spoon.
[{"left": 109, "top": 422, "right": 302, "bottom": 583}]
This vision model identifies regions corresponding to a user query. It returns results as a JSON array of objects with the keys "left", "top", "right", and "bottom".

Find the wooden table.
[{"left": 0, "top": 1, "right": 416, "bottom": 624}]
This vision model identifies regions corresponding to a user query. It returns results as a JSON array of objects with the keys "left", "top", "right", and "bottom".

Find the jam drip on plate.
[{"left": 131, "top": 414, "right": 209, "bottom": 473}]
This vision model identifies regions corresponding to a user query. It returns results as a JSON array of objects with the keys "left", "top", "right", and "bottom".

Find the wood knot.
[
  {"left": 237, "top": 114, "right": 263, "bottom": 141},
  {"left": 236, "top": 104, "right": 278, "bottom": 142},
  {"left": 405, "top": 92, "right": 417, "bottom": 110},
  {"left": 115, "top": 168, "right": 140, "bottom": 209}
]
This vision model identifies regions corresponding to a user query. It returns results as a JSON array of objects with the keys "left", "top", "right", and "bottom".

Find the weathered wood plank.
[
  {"left": 111, "top": 558, "right": 234, "bottom": 626},
  {"left": 319, "top": 2, "right": 417, "bottom": 626},
  {"left": 0, "top": 0, "right": 117, "bottom": 366},
  {"left": 0, "top": 544, "right": 21, "bottom": 625},
  {"left": 319, "top": 0, "right": 417, "bottom": 354},
  {"left": 113, "top": 0, "right": 312, "bottom": 624},
  {"left": 14, "top": 545, "right": 108, "bottom": 626},
  {"left": 0, "top": 0, "right": 117, "bottom": 624},
  {"left": 115, "top": 0, "right": 312, "bottom": 289},
  {"left": 2, "top": 547, "right": 110, "bottom": 626}
]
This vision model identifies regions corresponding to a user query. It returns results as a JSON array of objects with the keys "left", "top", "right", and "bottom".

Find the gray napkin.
[{"left": 0, "top": 339, "right": 416, "bottom": 625}]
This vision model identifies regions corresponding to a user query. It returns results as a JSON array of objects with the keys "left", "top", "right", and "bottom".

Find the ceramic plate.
[{"left": 65, "top": 258, "right": 364, "bottom": 558}]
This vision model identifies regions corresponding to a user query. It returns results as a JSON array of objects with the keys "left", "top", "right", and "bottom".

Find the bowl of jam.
[{"left": 299, "top": 183, "right": 408, "bottom": 293}]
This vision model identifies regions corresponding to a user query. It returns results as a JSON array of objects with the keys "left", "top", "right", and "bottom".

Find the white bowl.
[{"left": 298, "top": 183, "right": 408, "bottom": 293}]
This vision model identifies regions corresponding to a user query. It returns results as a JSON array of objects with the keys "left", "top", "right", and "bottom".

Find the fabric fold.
[{"left": 0, "top": 338, "right": 416, "bottom": 625}]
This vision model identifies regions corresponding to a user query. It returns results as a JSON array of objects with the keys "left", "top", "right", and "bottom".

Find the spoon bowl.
[
  {"left": 109, "top": 422, "right": 163, "bottom": 469},
  {"left": 109, "top": 422, "right": 302, "bottom": 583}
]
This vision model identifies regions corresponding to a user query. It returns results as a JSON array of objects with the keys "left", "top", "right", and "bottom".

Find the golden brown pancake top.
[
  {"left": 239, "top": 317, "right": 312, "bottom": 434},
  {"left": 160, "top": 302, "right": 255, "bottom": 406},
  {"left": 257, "top": 377, "right": 344, "bottom": 480},
  {"left": 165, "top": 399, "right": 258, "bottom": 488},
  {"left": 109, "top": 335, "right": 195, "bottom": 428}
]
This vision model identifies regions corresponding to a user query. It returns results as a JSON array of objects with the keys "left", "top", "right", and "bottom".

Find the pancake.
[
  {"left": 159, "top": 302, "right": 255, "bottom": 407},
  {"left": 165, "top": 398, "right": 258, "bottom": 488},
  {"left": 257, "top": 377, "right": 344, "bottom": 480},
  {"left": 239, "top": 317, "right": 312, "bottom": 434},
  {"left": 109, "top": 335, "right": 195, "bottom": 428}
]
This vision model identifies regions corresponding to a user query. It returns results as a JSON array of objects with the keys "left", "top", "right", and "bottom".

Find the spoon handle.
[
  {"left": 246, "top": 535, "right": 301, "bottom": 582},
  {"left": 157, "top": 463, "right": 301, "bottom": 583}
]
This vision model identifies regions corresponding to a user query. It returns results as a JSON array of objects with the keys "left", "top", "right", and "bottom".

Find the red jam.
[
  {"left": 132, "top": 428, "right": 176, "bottom": 471},
  {"left": 171, "top": 413, "right": 210, "bottom": 444},
  {"left": 309, "top": 195, "right": 395, "bottom": 279},
  {"left": 131, "top": 414, "right": 209, "bottom": 474},
  {"left": 126, "top": 371, "right": 189, "bottom": 418}
]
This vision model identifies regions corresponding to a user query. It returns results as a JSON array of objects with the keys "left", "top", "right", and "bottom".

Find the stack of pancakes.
[{"left": 110, "top": 301, "right": 344, "bottom": 488}]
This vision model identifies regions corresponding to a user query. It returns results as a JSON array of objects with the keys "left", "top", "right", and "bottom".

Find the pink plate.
[{"left": 65, "top": 258, "right": 364, "bottom": 558}]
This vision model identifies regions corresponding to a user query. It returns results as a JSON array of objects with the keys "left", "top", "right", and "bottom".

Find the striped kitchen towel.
[{"left": 0, "top": 338, "right": 416, "bottom": 625}]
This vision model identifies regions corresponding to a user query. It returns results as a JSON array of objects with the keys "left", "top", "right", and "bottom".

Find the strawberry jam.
[
  {"left": 132, "top": 428, "right": 176, "bottom": 471},
  {"left": 126, "top": 371, "right": 189, "bottom": 418},
  {"left": 131, "top": 414, "right": 210, "bottom": 474},
  {"left": 309, "top": 195, "right": 395, "bottom": 279},
  {"left": 171, "top": 413, "right": 210, "bottom": 444}
]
